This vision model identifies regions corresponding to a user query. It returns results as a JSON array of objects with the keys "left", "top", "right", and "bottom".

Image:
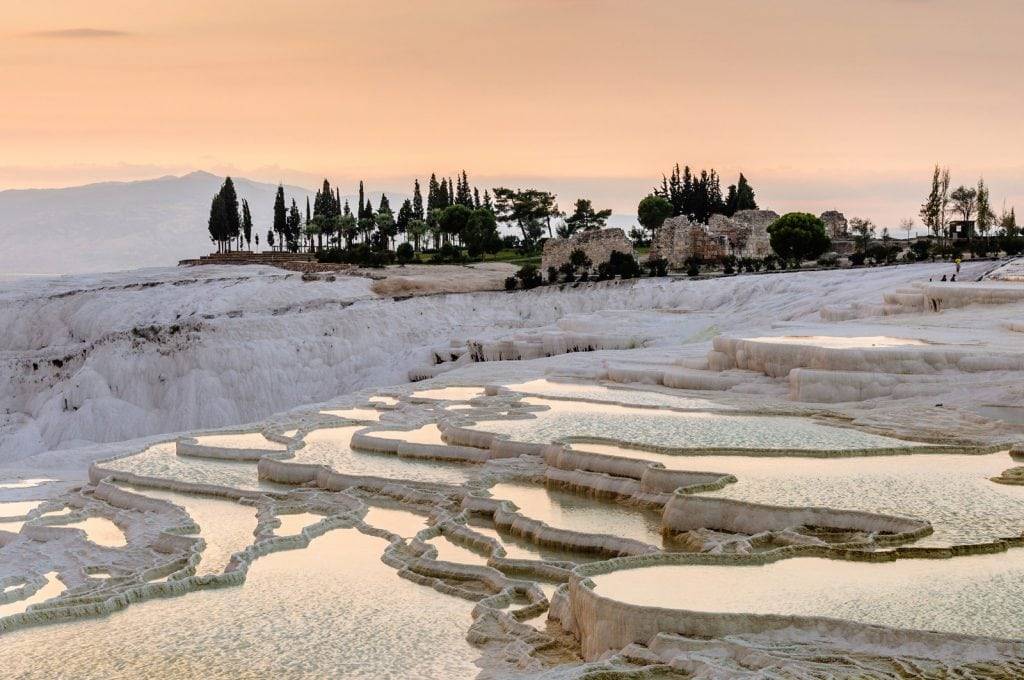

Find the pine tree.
[
  {"left": 976, "top": 177, "right": 995, "bottom": 237},
  {"left": 273, "top": 184, "right": 287, "bottom": 251},
  {"left": 379, "top": 193, "right": 391, "bottom": 214}
]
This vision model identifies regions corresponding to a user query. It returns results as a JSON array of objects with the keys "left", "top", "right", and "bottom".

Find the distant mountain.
[{"left": 0, "top": 172, "right": 325, "bottom": 276}]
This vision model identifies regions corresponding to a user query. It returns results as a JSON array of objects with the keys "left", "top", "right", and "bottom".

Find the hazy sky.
[{"left": 3, "top": 0, "right": 1022, "bottom": 224}]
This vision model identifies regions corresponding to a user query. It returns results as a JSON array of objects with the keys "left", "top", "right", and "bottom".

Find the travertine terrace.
[{"left": 2, "top": 258, "right": 1023, "bottom": 678}]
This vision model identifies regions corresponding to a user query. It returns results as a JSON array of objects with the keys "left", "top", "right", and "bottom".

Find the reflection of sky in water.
[
  {"left": 0, "top": 529, "right": 479, "bottom": 679},
  {"left": 503, "top": 379, "right": 731, "bottom": 410},
  {"left": 410, "top": 386, "right": 485, "bottom": 401},
  {"left": 123, "top": 486, "right": 258, "bottom": 576},
  {"left": 299, "top": 427, "right": 472, "bottom": 485},
  {"left": 104, "top": 443, "right": 278, "bottom": 491},
  {"left": 192, "top": 433, "right": 286, "bottom": 451},
  {"left": 594, "top": 551, "right": 1024, "bottom": 639},
  {"left": 489, "top": 482, "right": 665, "bottom": 549},
  {"left": 474, "top": 398, "right": 918, "bottom": 451}
]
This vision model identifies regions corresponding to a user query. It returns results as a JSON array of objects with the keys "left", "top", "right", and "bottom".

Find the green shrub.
[
  {"left": 515, "top": 264, "right": 543, "bottom": 289},
  {"left": 766, "top": 212, "right": 831, "bottom": 266},
  {"left": 396, "top": 242, "right": 415, "bottom": 265},
  {"left": 504, "top": 276, "right": 518, "bottom": 291}
]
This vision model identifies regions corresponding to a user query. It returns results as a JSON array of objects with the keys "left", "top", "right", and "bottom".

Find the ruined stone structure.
[
  {"left": 820, "top": 211, "right": 849, "bottom": 239},
  {"left": 650, "top": 210, "right": 777, "bottom": 268},
  {"left": 541, "top": 228, "right": 634, "bottom": 273}
]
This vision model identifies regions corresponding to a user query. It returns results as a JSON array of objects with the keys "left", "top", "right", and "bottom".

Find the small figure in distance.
[
  {"left": 940, "top": 274, "right": 947, "bottom": 281},
  {"left": 950, "top": 274, "right": 956, "bottom": 282}
]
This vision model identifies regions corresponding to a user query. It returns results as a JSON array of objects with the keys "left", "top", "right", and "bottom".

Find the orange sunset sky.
[{"left": 3, "top": 0, "right": 1022, "bottom": 224}]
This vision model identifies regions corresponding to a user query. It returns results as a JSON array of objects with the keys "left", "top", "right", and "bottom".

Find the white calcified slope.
[{"left": 0, "top": 261, "right": 969, "bottom": 461}]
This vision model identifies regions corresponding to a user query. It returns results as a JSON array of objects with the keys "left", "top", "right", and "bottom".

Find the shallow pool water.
[
  {"left": 371, "top": 424, "right": 447, "bottom": 446},
  {"left": 0, "top": 529, "right": 480, "bottom": 679},
  {"left": 466, "top": 518, "right": 600, "bottom": 564},
  {"left": 473, "top": 398, "right": 919, "bottom": 452},
  {"left": 564, "top": 448, "right": 1023, "bottom": 546},
  {"left": 504, "top": 379, "right": 730, "bottom": 410},
  {"left": 411, "top": 386, "right": 485, "bottom": 401},
  {"left": 0, "top": 479, "right": 53, "bottom": 490},
  {"left": 193, "top": 432, "right": 287, "bottom": 451},
  {"left": 104, "top": 443, "right": 287, "bottom": 492},
  {"left": 275, "top": 512, "right": 325, "bottom": 536},
  {"left": 592, "top": 550, "right": 1024, "bottom": 639},
  {"left": 298, "top": 427, "right": 472, "bottom": 485},
  {"left": 745, "top": 335, "right": 929, "bottom": 348},
  {"left": 0, "top": 501, "right": 42, "bottom": 517},
  {"left": 489, "top": 482, "right": 664, "bottom": 549},
  {"left": 0, "top": 571, "right": 63, "bottom": 620},
  {"left": 363, "top": 506, "right": 430, "bottom": 538},
  {"left": 321, "top": 408, "right": 382, "bottom": 422},
  {"left": 369, "top": 396, "right": 399, "bottom": 406},
  {"left": 61, "top": 517, "right": 127, "bottom": 548},
  {"left": 427, "top": 536, "right": 489, "bottom": 566},
  {"left": 122, "top": 487, "right": 258, "bottom": 576}
]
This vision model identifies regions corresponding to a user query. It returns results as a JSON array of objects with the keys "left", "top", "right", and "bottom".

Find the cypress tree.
[
  {"left": 427, "top": 174, "right": 440, "bottom": 214},
  {"left": 208, "top": 193, "right": 227, "bottom": 252},
  {"left": 413, "top": 179, "right": 424, "bottom": 220},
  {"left": 473, "top": 187, "right": 481, "bottom": 209},
  {"left": 306, "top": 196, "right": 311, "bottom": 223},
  {"left": 358, "top": 181, "right": 366, "bottom": 220},
  {"left": 273, "top": 184, "right": 287, "bottom": 251},
  {"left": 379, "top": 193, "right": 391, "bottom": 214},
  {"left": 220, "top": 177, "right": 241, "bottom": 248},
  {"left": 241, "top": 199, "right": 253, "bottom": 249},
  {"left": 735, "top": 173, "right": 757, "bottom": 212}
]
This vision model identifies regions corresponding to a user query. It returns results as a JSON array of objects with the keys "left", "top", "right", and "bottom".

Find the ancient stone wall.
[
  {"left": 540, "top": 228, "right": 634, "bottom": 272},
  {"left": 650, "top": 210, "right": 777, "bottom": 268},
  {"left": 820, "top": 211, "right": 848, "bottom": 239}
]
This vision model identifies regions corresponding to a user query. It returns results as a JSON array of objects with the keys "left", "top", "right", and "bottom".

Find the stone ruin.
[
  {"left": 820, "top": 211, "right": 848, "bottom": 239},
  {"left": 649, "top": 209, "right": 778, "bottom": 267},
  {"left": 541, "top": 228, "right": 634, "bottom": 273}
]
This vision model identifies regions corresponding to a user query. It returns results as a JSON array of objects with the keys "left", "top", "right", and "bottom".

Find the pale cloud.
[{"left": 26, "top": 28, "right": 130, "bottom": 39}]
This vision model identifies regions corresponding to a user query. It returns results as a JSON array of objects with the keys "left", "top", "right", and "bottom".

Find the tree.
[
  {"left": 766, "top": 212, "right": 831, "bottom": 266},
  {"left": 654, "top": 164, "right": 727, "bottom": 222},
  {"left": 899, "top": 217, "right": 915, "bottom": 240},
  {"left": 241, "top": 200, "right": 253, "bottom": 250},
  {"left": 849, "top": 217, "right": 876, "bottom": 252},
  {"left": 396, "top": 242, "right": 415, "bottom": 265},
  {"left": 637, "top": 194, "right": 673, "bottom": 234},
  {"left": 560, "top": 199, "right": 612, "bottom": 237},
  {"left": 464, "top": 208, "right": 502, "bottom": 257},
  {"left": 219, "top": 177, "right": 241, "bottom": 249},
  {"left": 338, "top": 213, "right": 358, "bottom": 248},
  {"left": 920, "top": 165, "right": 951, "bottom": 245},
  {"left": 950, "top": 185, "right": 977, "bottom": 238},
  {"left": 724, "top": 173, "right": 757, "bottom": 215},
  {"left": 492, "top": 188, "right": 553, "bottom": 249},
  {"left": 412, "top": 179, "right": 424, "bottom": 220},
  {"left": 406, "top": 219, "right": 428, "bottom": 251},
  {"left": 976, "top": 178, "right": 995, "bottom": 237},
  {"left": 455, "top": 170, "right": 473, "bottom": 206},
  {"left": 439, "top": 204, "right": 472, "bottom": 246},
  {"left": 1000, "top": 206, "right": 1018, "bottom": 237},
  {"left": 272, "top": 184, "right": 287, "bottom": 251},
  {"left": 569, "top": 248, "right": 592, "bottom": 273},
  {"left": 375, "top": 209, "right": 397, "bottom": 249},
  {"left": 287, "top": 199, "right": 302, "bottom": 251},
  {"left": 396, "top": 199, "right": 413, "bottom": 237},
  {"left": 266, "top": 229, "right": 274, "bottom": 250},
  {"left": 207, "top": 193, "right": 228, "bottom": 252}
]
